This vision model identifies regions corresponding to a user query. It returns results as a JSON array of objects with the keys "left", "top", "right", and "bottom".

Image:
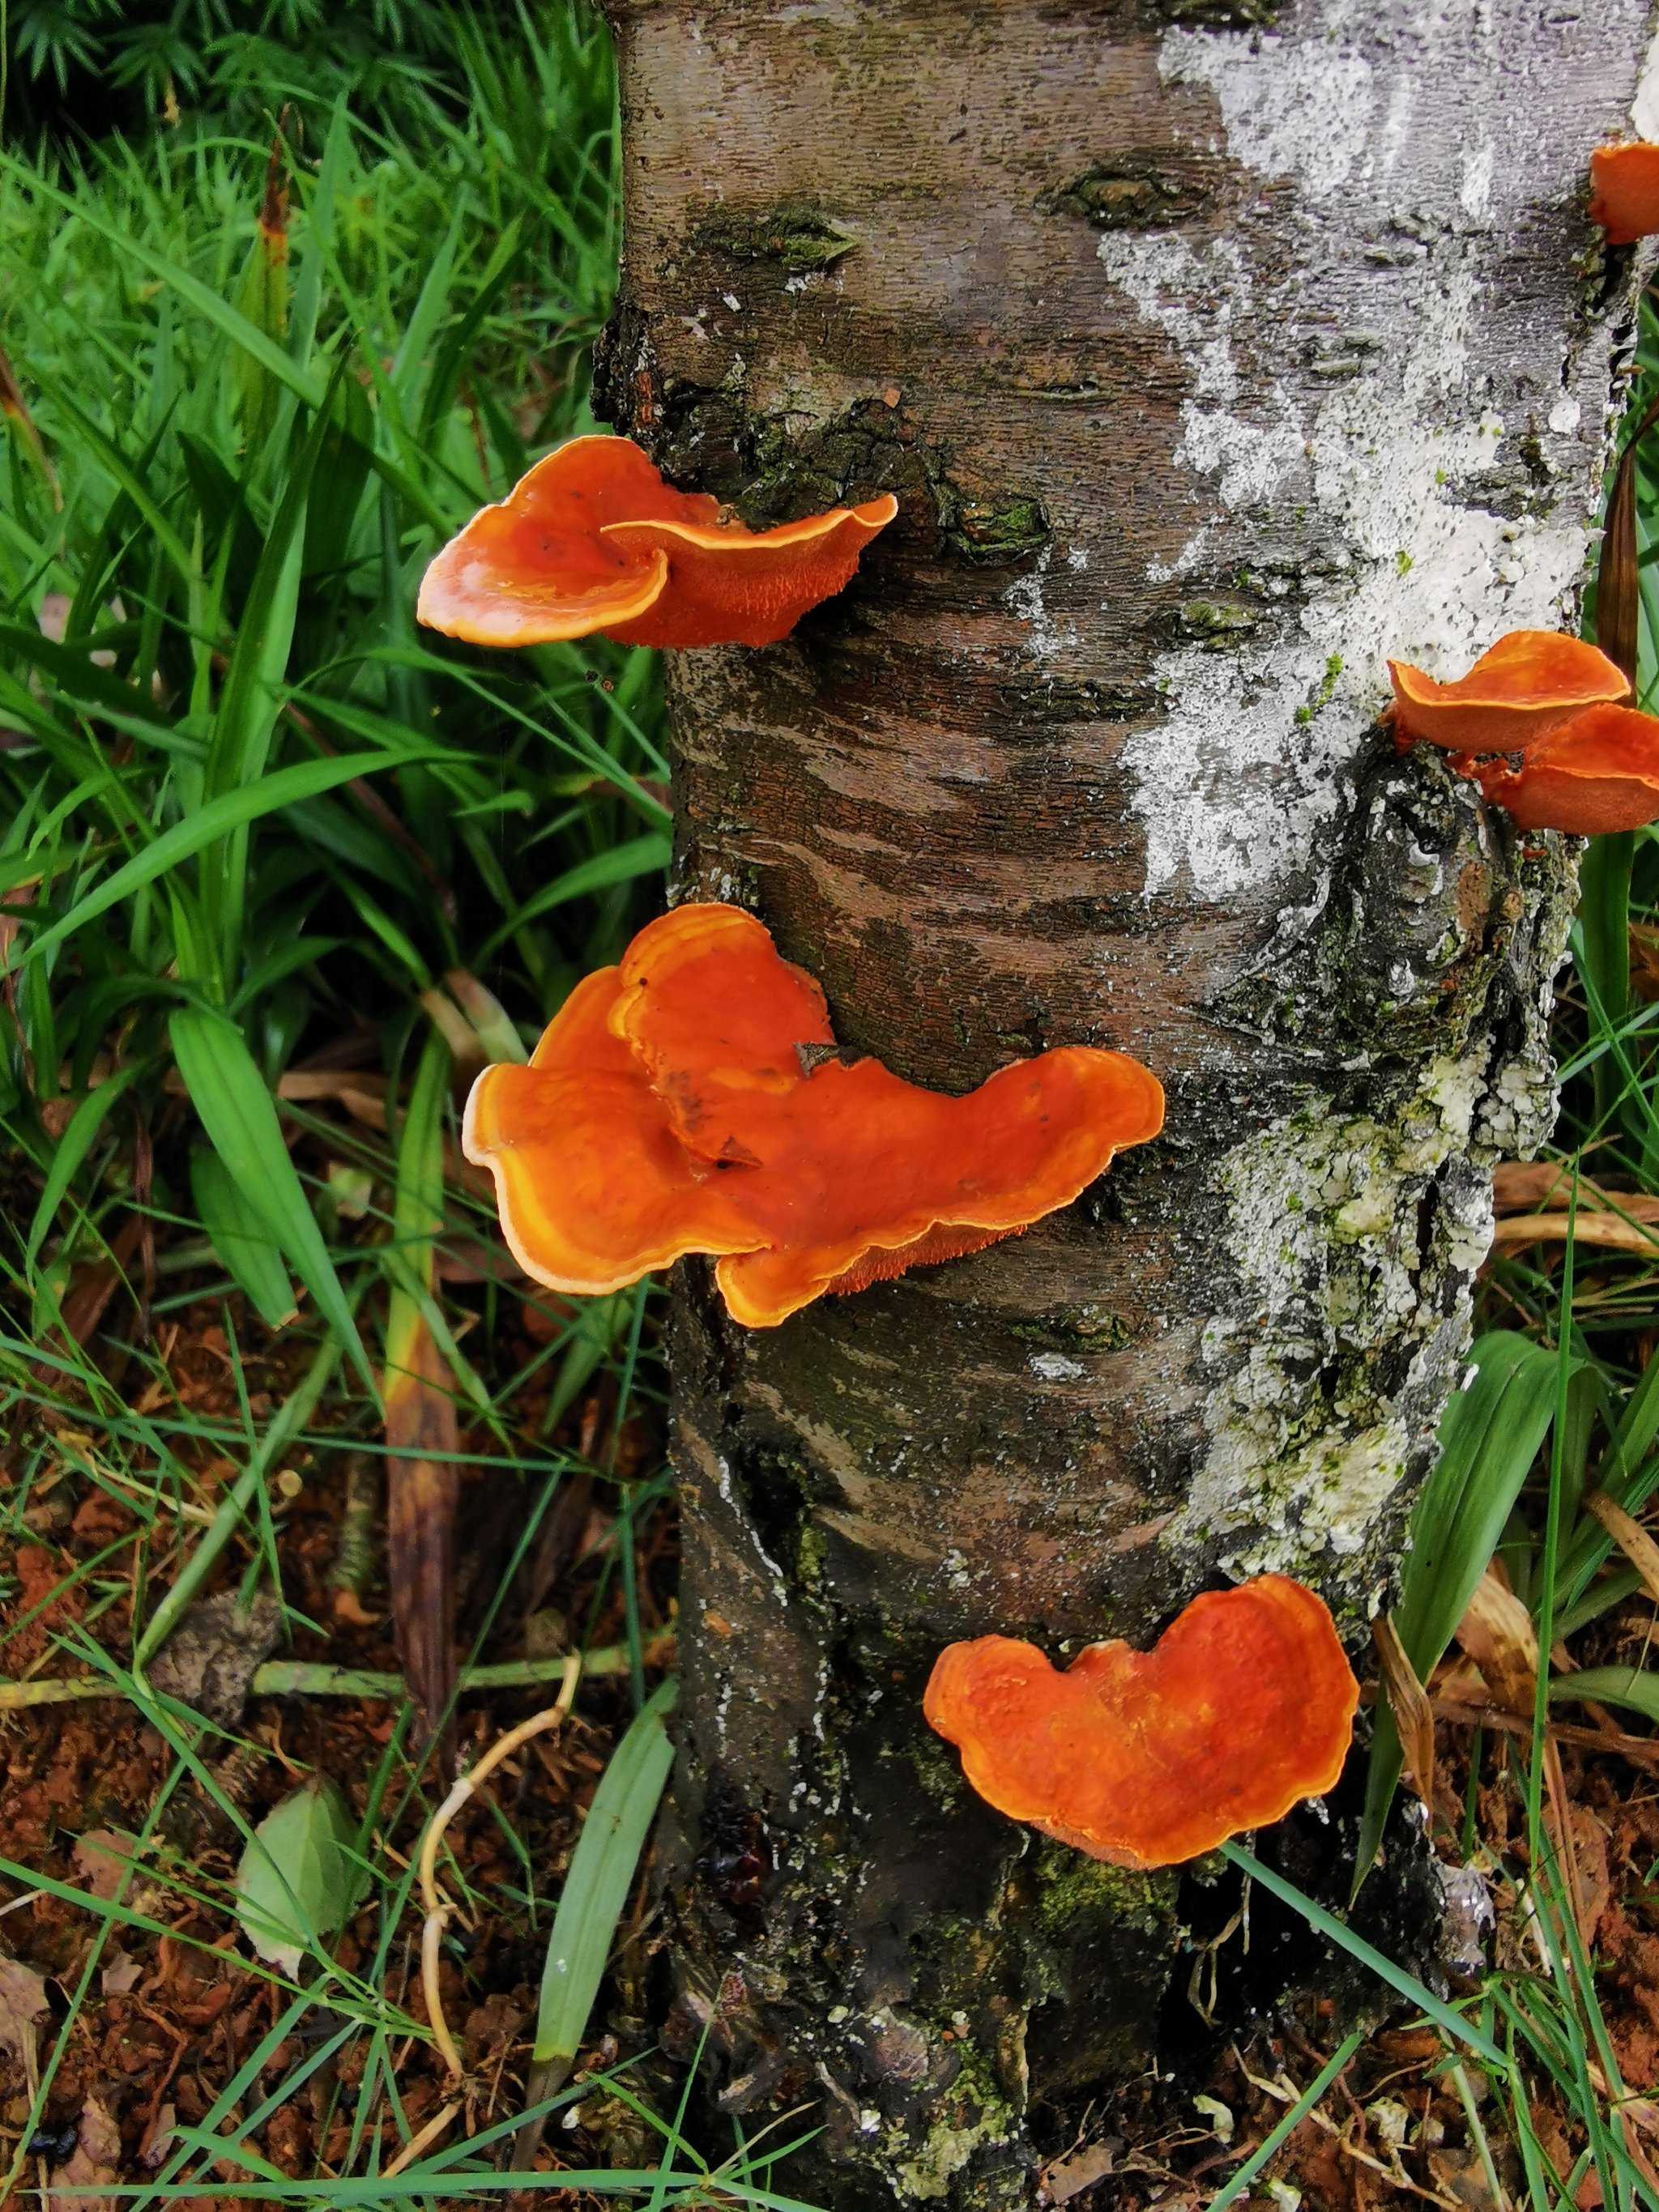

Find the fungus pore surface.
[
  {"left": 462, "top": 904, "right": 1166, "bottom": 1328},
  {"left": 416, "top": 433, "right": 897, "bottom": 649},
  {"left": 923, "top": 1576, "right": 1359, "bottom": 1869}
]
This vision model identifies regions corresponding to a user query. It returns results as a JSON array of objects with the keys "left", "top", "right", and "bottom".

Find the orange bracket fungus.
[
  {"left": 463, "top": 903, "right": 1164, "bottom": 1329},
  {"left": 417, "top": 433, "right": 898, "bottom": 650},
  {"left": 1589, "top": 142, "right": 1659, "bottom": 245},
  {"left": 1387, "top": 627, "right": 1659, "bottom": 833},
  {"left": 923, "top": 1576, "right": 1358, "bottom": 1869},
  {"left": 1461, "top": 703, "right": 1659, "bottom": 837},
  {"left": 1386, "top": 629, "right": 1627, "bottom": 753}
]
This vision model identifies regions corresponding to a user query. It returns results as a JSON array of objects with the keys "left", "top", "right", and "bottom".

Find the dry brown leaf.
[
  {"left": 1038, "top": 2142, "right": 1115, "bottom": 2205},
  {"left": 1583, "top": 1490, "right": 1659, "bottom": 1606},
  {"left": 47, "top": 2098, "right": 121, "bottom": 2212},
  {"left": 386, "top": 1316, "right": 458, "bottom": 1750},
  {"left": 28, "top": 1214, "right": 142, "bottom": 1387},
  {"left": 73, "top": 1829, "right": 143, "bottom": 1903},
  {"left": 418, "top": 986, "right": 485, "bottom": 1076},
  {"left": 1570, "top": 1804, "right": 1612, "bottom": 1941},
  {"left": 139, "top": 2101, "right": 176, "bottom": 2171},
  {"left": 1491, "top": 1211, "right": 1659, "bottom": 1258},
  {"left": 275, "top": 1068, "right": 390, "bottom": 1103},
  {"left": 1373, "top": 1614, "right": 1435, "bottom": 1809},
  {"left": 99, "top": 1946, "right": 141, "bottom": 1997},
  {"left": 1491, "top": 1160, "right": 1659, "bottom": 1262},
  {"left": 1452, "top": 1568, "right": 1537, "bottom": 1717},
  {"left": 1494, "top": 1161, "right": 1602, "bottom": 1211},
  {"left": 0, "top": 1950, "right": 49, "bottom": 2069}
]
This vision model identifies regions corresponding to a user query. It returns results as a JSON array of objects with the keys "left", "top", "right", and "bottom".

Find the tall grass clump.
[{"left": 0, "top": 12, "right": 668, "bottom": 1404}]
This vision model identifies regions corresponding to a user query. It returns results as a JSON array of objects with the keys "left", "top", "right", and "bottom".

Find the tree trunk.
[{"left": 594, "top": 2, "right": 1652, "bottom": 2201}]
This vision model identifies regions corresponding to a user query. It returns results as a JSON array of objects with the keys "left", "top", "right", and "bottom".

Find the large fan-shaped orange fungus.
[
  {"left": 1460, "top": 702, "right": 1659, "bottom": 835},
  {"left": 463, "top": 904, "right": 1165, "bottom": 1329},
  {"left": 417, "top": 433, "right": 898, "bottom": 650},
  {"left": 1589, "top": 142, "right": 1659, "bottom": 245},
  {"left": 923, "top": 1577, "right": 1358, "bottom": 1869},
  {"left": 1387, "top": 630, "right": 1627, "bottom": 753}
]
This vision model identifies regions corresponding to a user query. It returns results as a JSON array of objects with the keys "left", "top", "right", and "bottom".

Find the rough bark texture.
[{"left": 595, "top": 2, "right": 1655, "bottom": 2202}]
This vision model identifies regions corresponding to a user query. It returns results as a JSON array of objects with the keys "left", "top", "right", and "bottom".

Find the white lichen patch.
[
  {"left": 1166, "top": 1051, "right": 1499, "bottom": 1585},
  {"left": 1104, "top": 6, "right": 1632, "bottom": 903},
  {"left": 1030, "top": 1350, "right": 1086, "bottom": 1382},
  {"left": 1095, "top": 232, "right": 1252, "bottom": 405},
  {"left": 1115, "top": 245, "right": 1589, "bottom": 899},
  {"left": 1160, "top": 29, "right": 1375, "bottom": 202},
  {"left": 1635, "top": 23, "right": 1659, "bottom": 139},
  {"left": 1003, "top": 546, "right": 1078, "bottom": 664}
]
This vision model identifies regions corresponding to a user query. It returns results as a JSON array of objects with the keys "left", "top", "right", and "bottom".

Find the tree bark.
[{"left": 595, "top": 2, "right": 1654, "bottom": 2202}]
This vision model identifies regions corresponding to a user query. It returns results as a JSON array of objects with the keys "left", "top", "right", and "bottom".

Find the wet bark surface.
[{"left": 595, "top": 2, "right": 1654, "bottom": 2201}]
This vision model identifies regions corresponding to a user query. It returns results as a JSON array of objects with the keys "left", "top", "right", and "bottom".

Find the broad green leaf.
[
  {"left": 394, "top": 1029, "right": 449, "bottom": 1263},
  {"left": 24, "top": 1059, "right": 146, "bottom": 1273},
  {"left": 26, "top": 381, "right": 193, "bottom": 587},
  {"left": 533, "top": 1676, "right": 677, "bottom": 2065},
  {"left": 170, "top": 1004, "right": 372, "bottom": 1392},
  {"left": 235, "top": 1777, "right": 360, "bottom": 1975},
  {"left": 202, "top": 384, "right": 340, "bottom": 977},
  {"left": 0, "top": 619, "right": 181, "bottom": 736},
  {"left": 477, "top": 834, "right": 670, "bottom": 960},
  {"left": 390, "top": 205, "right": 465, "bottom": 408},
  {"left": 17, "top": 750, "right": 430, "bottom": 970},
  {"left": 1392, "top": 1331, "right": 1569, "bottom": 1670},
  {"left": 190, "top": 1148, "right": 298, "bottom": 1331},
  {"left": 1578, "top": 836, "right": 1633, "bottom": 1037},
  {"left": 544, "top": 1292, "right": 630, "bottom": 1434},
  {"left": 1551, "top": 1664, "right": 1659, "bottom": 1727},
  {"left": 288, "top": 96, "right": 348, "bottom": 373},
  {"left": 304, "top": 369, "right": 374, "bottom": 583},
  {"left": 1576, "top": 834, "right": 1635, "bottom": 1140},
  {"left": 1355, "top": 1330, "right": 1568, "bottom": 1893},
  {"left": 416, "top": 217, "right": 523, "bottom": 448}
]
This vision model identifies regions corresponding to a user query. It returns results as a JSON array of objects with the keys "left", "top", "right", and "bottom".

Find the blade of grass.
[
  {"left": 531, "top": 1674, "right": 677, "bottom": 2061},
  {"left": 16, "top": 749, "right": 442, "bottom": 970},
  {"left": 133, "top": 1323, "right": 345, "bottom": 1670},
  {"left": 1222, "top": 1840, "right": 1506, "bottom": 2070},
  {"left": 170, "top": 1004, "right": 373, "bottom": 1391},
  {"left": 383, "top": 1023, "right": 458, "bottom": 1744},
  {"left": 1203, "top": 2028, "right": 1365, "bottom": 2212}
]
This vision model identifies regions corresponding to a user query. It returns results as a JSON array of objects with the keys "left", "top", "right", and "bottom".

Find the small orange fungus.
[
  {"left": 923, "top": 1576, "right": 1358, "bottom": 1869},
  {"left": 1589, "top": 142, "right": 1659, "bottom": 245},
  {"left": 463, "top": 904, "right": 1164, "bottom": 1328},
  {"left": 417, "top": 433, "right": 898, "bottom": 650},
  {"left": 1387, "top": 630, "right": 1627, "bottom": 754},
  {"left": 1459, "top": 702, "right": 1659, "bottom": 835}
]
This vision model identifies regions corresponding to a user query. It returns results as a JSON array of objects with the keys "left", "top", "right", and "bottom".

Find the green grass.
[
  {"left": 0, "top": 11, "right": 745, "bottom": 2201},
  {"left": 0, "top": 0, "right": 670, "bottom": 1369}
]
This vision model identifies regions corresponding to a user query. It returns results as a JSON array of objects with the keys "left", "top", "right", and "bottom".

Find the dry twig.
[{"left": 414, "top": 1658, "right": 583, "bottom": 2082}]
